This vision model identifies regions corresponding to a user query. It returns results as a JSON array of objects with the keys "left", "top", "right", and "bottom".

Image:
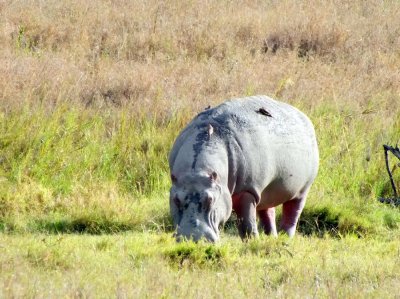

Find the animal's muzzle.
[{"left": 175, "top": 226, "right": 219, "bottom": 243}]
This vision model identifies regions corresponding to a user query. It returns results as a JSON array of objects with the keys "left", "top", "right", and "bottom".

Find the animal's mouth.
[{"left": 174, "top": 225, "right": 219, "bottom": 243}]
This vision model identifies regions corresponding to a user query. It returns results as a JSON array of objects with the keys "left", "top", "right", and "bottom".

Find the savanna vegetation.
[{"left": 0, "top": 0, "right": 400, "bottom": 297}]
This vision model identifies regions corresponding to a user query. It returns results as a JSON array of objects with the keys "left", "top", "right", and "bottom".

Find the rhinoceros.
[{"left": 169, "top": 96, "right": 319, "bottom": 242}]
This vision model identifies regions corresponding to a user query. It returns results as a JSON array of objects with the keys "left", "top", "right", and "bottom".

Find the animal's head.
[{"left": 169, "top": 171, "right": 232, "bottom": 242}]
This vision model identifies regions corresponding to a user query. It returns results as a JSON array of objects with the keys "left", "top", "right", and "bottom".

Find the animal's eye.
[
  {"left": 173, "top": 196, "right": 181, "bottom": 208},
  {"left": 171, "top": 174, "right": 177, "bottom": 183}
]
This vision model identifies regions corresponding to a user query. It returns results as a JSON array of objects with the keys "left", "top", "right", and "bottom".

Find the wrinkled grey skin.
[{"left": 169, "top": 96, "right": 319, "bottom": 242}]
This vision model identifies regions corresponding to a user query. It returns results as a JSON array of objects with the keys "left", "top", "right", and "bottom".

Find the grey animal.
[{"left": 169, "top": 96, "right": 319, "bottom": 242}]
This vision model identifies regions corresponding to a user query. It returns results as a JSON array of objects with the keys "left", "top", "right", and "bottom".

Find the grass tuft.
[
  {"left": 164, "top": 241, "right": 229, "bottom": 269},
  {"left": 31, "top": 218, "right": 133, "bottom": 234}
]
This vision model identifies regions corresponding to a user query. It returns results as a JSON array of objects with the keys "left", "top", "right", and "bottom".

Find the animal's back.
[{"left": 170, "top": 96, "right": 318, "bottom": 198}]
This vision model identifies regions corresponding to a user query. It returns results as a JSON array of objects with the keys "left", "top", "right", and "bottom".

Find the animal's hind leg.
[
  {"left": 280, "top": 194, "right": 307, "bottom": 237},
  {"left": 232, "top": 192, "right": 259, "bottom": 240},
  {"left": 258, "top": 208, "right": 277, "bottom": 236}
]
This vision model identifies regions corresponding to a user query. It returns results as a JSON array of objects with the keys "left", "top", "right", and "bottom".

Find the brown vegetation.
[{"left": 1, "top": 0, "right": 399, "bottom": 117}]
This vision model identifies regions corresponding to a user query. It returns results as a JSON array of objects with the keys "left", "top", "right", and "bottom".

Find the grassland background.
[{"left": 1, "top": 0, "right": 400, "bottom": 297}]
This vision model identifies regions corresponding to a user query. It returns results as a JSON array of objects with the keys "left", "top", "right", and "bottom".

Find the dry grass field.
[{"left": 1, "top": 0, "right": 400, "bottom": 298}]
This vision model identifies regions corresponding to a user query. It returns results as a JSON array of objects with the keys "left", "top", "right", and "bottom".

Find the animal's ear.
[
  {"left": 209, "top": 171, "right": 218, "bottom": 182},
  {"left": 171, "top": 174, "right": 177, "bottom": 183}
]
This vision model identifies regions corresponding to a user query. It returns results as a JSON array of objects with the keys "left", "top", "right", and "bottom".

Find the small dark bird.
[
  {"left": 204, "top": 105, "right": 211, "bottom": 110},
  {"left": 257, "top": 108, "right": 272, "bottom": 117}
]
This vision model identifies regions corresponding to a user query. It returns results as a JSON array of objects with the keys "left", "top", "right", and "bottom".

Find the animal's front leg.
[{"left": 232, "top": 192, "right": 258, "bottom": 240}]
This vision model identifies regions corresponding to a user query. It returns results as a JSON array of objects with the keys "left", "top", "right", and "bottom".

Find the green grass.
[
  {"left": 1, "top": 233, "right": 399, "bottom": 298},
  {"left": 1, "top": 102, "right": 398, "bottom": 236},
  {"left": 0, "top": 105, "right": 175, "bottom": 196},
  {"left": 0, "top": 99, "right": 399, "bottom": 298},
  {"left": 0, "top": 105, "right": 178, "bottom": 233},
  {"left": 1, "top": 103, "right": 398, "bottom": 298}
]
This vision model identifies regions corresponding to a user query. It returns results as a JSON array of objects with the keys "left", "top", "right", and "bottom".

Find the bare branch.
[{"left": 383, "top": 144, "right": 400, "bottom": 198}]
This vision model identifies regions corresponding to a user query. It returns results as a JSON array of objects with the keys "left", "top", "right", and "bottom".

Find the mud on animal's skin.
[
  {"left": 198, "top": 106, "right": 252, "bottom": 133},
  {"left": 191, "top": 129, "right": 208, "bottom": 169}
]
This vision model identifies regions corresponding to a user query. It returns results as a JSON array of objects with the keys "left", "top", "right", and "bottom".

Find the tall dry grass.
[{"left": 1, "top": 0, "right": 399, "bottom": 115}]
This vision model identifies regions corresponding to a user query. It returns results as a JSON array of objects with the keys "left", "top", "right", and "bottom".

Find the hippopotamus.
[{"left": 169, "top": 95, "right": 319, "bottom": 242}]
